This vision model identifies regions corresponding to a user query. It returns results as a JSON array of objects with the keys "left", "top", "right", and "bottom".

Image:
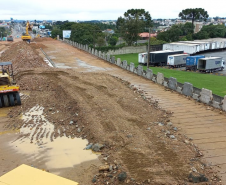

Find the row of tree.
[{"left": 51, "top": 8, "right": 226, "bottom": 48}]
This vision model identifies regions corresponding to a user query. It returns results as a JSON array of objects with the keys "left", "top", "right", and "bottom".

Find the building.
[{"left": 194, "top": 22, "right": 203, "bottom": 33}]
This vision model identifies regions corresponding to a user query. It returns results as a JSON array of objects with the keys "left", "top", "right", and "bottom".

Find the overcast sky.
[{"left": 0, "top": 0, "right": 225, "bottom": 20}]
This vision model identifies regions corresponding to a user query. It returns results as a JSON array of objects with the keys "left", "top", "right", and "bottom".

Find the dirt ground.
[{"left": 0, "top": 40, "right": 222, "bottom": 185}]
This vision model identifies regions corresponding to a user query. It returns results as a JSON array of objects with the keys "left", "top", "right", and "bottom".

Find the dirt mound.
[
  {"left": 30, "top": 43, "right": 47, "bottom": 49},
  {"left": 0, "top": 41, "right": 49, "bottom": 74},
  {"left": 5, "top": 69, "right": 219, "bottom": 185},
  {"left": 33, "top": 37, "right": 55, "bottom": 42}
]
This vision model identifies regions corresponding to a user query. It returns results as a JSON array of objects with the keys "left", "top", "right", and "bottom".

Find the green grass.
[{"left": 113, "top": 53, "right": 226, "bottom": 97}]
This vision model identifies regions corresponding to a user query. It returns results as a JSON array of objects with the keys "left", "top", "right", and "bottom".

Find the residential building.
[{"left": 194, "top": 22, "right": 203, "bottom": 33}]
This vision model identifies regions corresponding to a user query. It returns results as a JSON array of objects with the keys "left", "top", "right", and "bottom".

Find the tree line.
[{"left": 51, "top": 8, "right": 226, "bottom": 49}]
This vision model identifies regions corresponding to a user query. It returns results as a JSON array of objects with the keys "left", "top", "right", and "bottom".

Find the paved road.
[{"left": 41, "top": 40, "right": 226, "bottom": 184}]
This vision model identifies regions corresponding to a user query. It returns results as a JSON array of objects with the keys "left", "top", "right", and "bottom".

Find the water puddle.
[{"left": 10, "top": 105, "right": 99, "bottom": 170}]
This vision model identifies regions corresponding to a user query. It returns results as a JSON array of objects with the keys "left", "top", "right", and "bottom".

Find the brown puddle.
[
  {"left": 10, "top": 105, "right": 99, "bottom": 171},
  {"left": 0, "top": 107, "right": 10, "bottom": 118}
]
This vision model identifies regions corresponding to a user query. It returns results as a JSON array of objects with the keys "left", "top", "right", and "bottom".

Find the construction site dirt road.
[{"left": 0, "top": 38, "right": 225, "bottom": 185}]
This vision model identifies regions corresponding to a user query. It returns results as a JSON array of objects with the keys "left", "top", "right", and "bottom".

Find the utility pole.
[{"left": 147, "top": 27, "right": 151, "bottom": 69}]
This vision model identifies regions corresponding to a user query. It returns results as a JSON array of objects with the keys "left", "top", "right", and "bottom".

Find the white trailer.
[
  {"left": 195, "top": 39, "right": 216, "bottom": 49},
  {"left": 167, "top": 54, "right": 190, "bottom": 67},
  {"left": 138, "top": 53, "right": 148, "bottom": 64},
  {"left": 179, "top": 41, "right": 206, "bottom": 51},
  {"left": 197, "top": 57, "right": 225, "bottom": 73},
  {"left": 163, "top": 42, "right": 200, "bottom": 54}
]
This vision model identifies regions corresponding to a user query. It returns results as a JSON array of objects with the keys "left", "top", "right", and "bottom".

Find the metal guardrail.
[{"left": 40, "top": 48, "right": 56, "bottom": 68}]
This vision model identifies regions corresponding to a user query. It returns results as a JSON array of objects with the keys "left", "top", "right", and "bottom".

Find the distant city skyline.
[{"left": 0, "top": 0, "right": 226, "bottom": 20}]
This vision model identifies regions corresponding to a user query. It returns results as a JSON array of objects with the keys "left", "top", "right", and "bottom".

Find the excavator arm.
[{"left": 21, "top": 21, "right": 32, "bottom": 42}]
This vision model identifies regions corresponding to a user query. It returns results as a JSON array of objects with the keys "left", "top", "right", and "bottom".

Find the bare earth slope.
[{"left": 0, "top": 40, "right": 221, "bottom": 185}]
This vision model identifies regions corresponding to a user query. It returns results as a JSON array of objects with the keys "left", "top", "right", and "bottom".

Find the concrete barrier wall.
[
  {"left": 157, "top": 73, "right": 164, "bottom": 85},
  {"left": 106, "top": 46, "right": 146, "bottom": 55},
  {"left": 116, "top": 58, "right": 121, "bottom": 66},
  {"left": 123, "top": 60, "right": 127, "bottom": 69},
  {"left": 65, "top": 39, "right": 226, "bottom": 111}
]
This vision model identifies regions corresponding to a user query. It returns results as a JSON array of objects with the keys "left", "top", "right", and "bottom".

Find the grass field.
[{"left": 113, "top": 53, "right": 226, "bottom": 97}]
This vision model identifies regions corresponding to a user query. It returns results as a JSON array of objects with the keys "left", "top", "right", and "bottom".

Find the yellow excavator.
[
  {"left": 0, "top": 62, "right": 21, "bottom": 108},
  {"left": 21, "top": 21, "right": 32, "bottom": 42}
]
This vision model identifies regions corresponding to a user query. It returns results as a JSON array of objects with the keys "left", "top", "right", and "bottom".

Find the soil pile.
[
  {"left": 5, "top": 69, "right": 220, "bottom": 185},
  {"left": 0, "top": 41, "right": 49, "bottom": 74}
]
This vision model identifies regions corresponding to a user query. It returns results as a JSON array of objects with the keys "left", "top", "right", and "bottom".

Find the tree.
[
  {"left": 178, "top": 8, "right": 209, "bottom": 34},
  {"left": 51, "top": 28, "right": 62, "bottom": 39},
  {"left": 116, "top": 9, "right": 153, "bottom": 46},
  {"left": 182, "top": 22, "right": 194, "bottom": 35},
  {"left": 193, "top": 31, "right": 209, "bottom": 39},
  {"left": 149, "top": 37, "right": 166, "bottom": 45},
  {"left": 157, "top": 25, "right": 183, "bottom": 42},
  {"left": 109, "top": 36, "right": 118, "bottom": 46},
  {"left": 96, "top": 37, "right": 106, "bottom": 47},
  {"left": 201, "top": 24, "right": 226, "bottom": 38},
  {"left": 70, "top": 23, "right": 104, "bottom": 46}
]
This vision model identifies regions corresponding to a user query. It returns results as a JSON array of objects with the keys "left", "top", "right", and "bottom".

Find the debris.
[{"left": 118, "top": 172, "right": 127, "bottom": 181}]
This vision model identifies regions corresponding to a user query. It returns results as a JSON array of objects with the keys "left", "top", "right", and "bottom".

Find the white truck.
[
  {"left": 167, "top": 54, "right": 190, "bottom": 68},
  {"left": 197, "top": 57, "right": 225, "bottom": 73}
]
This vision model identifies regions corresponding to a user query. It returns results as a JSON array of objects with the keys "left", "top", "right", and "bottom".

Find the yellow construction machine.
[
  {"left": 0, "top": 62, "right": 21, "bottom": 108},
  {"left": 21, "top": 21, "right": 32, "bottom": 42}
]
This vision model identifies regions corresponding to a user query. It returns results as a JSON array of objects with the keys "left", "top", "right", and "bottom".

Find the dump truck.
[
  {"left": 149, "top": 50, "right": 184, "bottom": 66},
  {"left": 167, "top": 54, "right": 189, "bottom": 68},
  {"left": 186, "top": 55, "right": 205, "bottom": 71},
  {"left": 0, "top": 62, "right": 21, "bottom": 108},
  {"left": 197, "top": 57, "right": 225, "bottom": 73}
]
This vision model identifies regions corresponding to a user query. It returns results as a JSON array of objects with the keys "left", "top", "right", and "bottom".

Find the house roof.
[{"left": 139, "top": 32, "right": 157, "bottom": 37}]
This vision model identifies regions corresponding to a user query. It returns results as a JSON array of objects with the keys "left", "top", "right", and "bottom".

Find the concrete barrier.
[
  {"left": 98, "top": 51, "right": 102, "bottom": 58},
  {"left": 182, "top": 82, "right": 193, "bottom": 96},
  {"left": 199, "top": 88, "right": 213, "bottom": 104},
  {"left": 157, "top": 72, "right": 164, "bottom": 85},
  {"left": 146, "top": 69, "right": 153, "bottom": 80},
  {"left": 137, "top": 65, "right": 143, "bottom": 76},
  {"left": 95, "top": 50, "right": 98, "bottom": 56},
  {"left": 152, "top": 76, "right": 156, "bottom": 82},
  {"left": 92, "top": 48, "right": 95, "bottom": 55},
  {"left": 177, "top": 87, "right": 182, "bottom": 94},
  {"left": 212, "top": 101, "right": 221, "bottom": 109},
  {"left": 222, "top": 96, "right": 226, "bottom": 111},
  {"left": 111, "top": 56, "right": 115, "bottom": 64},
  {"left": 102, "top": 53, "right": 106, "bottom": 60},
  {"left": 142, "top": 70, "right": 147, "bottom": 78},
  {"left": 163, "top": 81, "right": 168, "bottom": 87},
  {"left": 116, "top": 58, "right": 121, "bottom": 66},
  {"left": 123, "top": 60, "right": 127, "bottom": 69},
  {"left": 107, "top": 54, "right": 110, "bottom": 62},
  {"left": 168, "top": 77, "right": 177, "bottom": 91},
  {"left": 126, "top": 65, "right": 130, "bottom": 71},
  {"left": 130, "top": 63, "right": 135, "bottom": 72}
]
